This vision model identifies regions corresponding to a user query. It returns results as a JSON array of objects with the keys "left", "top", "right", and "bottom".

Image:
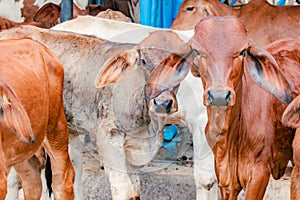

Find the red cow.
[
  {"left": 145, "top": 16, "right": 300, "bottom": 199},
  {"left": 0, "top": 38, "right": 74, "bottom": 200},
  {"left": 170, "top": 0, "right": 300, "bottom": 46}
]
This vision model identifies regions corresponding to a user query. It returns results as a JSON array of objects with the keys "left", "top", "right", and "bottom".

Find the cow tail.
[{"left": 45, "top": 154, "right": 53, "bottom": 197}]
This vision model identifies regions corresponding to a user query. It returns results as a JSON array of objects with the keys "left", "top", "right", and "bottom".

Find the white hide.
[
  {"left": 53, "top": 16, "right": 216, "bottom": 200},
  {"left": 0, "top": 0, "right": 24, "bottom": 22},
  {"left": 0, "top": 0, "right": 88, "bottom": 22},
  {"left": 5, "top": 168, "right": 19, "bottom": 200},
  {"left": 5, "top": 16, "right": 214, "bottom": 200},
  {"left": 175, "top": 72, "right": 218, "bottom": 200},
  {"left": 52, "top": 16, "right": 194, "bottom": 43}
]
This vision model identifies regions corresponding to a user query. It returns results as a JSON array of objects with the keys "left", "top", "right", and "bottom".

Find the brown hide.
[
  {"left": 102, "top": 0, "right": 132, "bottom": 19},
  {"left": 0, "top": 38, "right": 74, "bottom": 199},
  {"left": 146, "top": 16, "right": 300, "bottom": 199},
  {"left": 0, "top": 3, "right": 61, "bottom": 30},
  {"left": 96, "top": 8, "right": 132, "bottom": 22},
  {"left": 171, "top": 0, "right": 300, "bottom": 46},
  {"left": 282, "top": 95, "right": 300, "bottom": 128},
  {"left": 19, "top": 0, "right": 133, "bottom": 22},
  {"left": 0, "top": 26, "right": 185, "bottom": 199},
  {"left": 20, "top": 1, "right": 89, "bottom": 22},
  {"left": 0, "top": 2, "right": 105, "bottom": 31}
]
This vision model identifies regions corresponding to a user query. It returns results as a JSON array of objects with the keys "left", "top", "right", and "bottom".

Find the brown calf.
[
  {"left": 146, "top": 16, "right": 300, "bottom": 199},
  {"left": 171, "top": 0, "right": 300, "bottom": 46},
  {"left": 0, "top": 38, "right": 74, "bottom": 200}
]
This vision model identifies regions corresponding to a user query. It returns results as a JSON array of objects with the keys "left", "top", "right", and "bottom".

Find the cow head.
[
  {"left": 146, "top": 16, "right": 293, "bottom": 146},
  {"left": 0, "top": 80, "right": 35, "bottom": 144},
  {"left": 171, "top": 0, "right": 233, "bottom": 30},
  {"left": 95, "top": 30, "right": 186, "bottom": 165},
  {"left": 95, "top": 30, "right": 185, "bottom": 117}
]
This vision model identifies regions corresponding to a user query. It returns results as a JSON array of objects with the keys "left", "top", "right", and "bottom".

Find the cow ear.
[
  {"left": 95, "top": 49, "right": 139, "bottom": 88},
  {"left": 244, "top": 44, "right": 293, "bottom": 104},
  {"left": 282, "top": 95, "right": 300, "bottom": 128},
  {"left": 0, "top": 82, "right": 35, "bottom": 144},
  {"left": 145, "top": 45, "right": 193, "bottom": 99},
  {"left": 33, "top": 3, "right": 61, "bottom": 28}
]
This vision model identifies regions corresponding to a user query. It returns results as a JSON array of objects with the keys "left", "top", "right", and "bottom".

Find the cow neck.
[{"left": 210, "top": 79, "right": 243, "bottom": 190}]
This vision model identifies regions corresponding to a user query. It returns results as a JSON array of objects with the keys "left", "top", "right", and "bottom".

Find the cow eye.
[
  {"left": 239, "top": 49, "right": 247, "bottom": 57},
  {"left": 193, "top": 49, "right": 201, "bottom": 56},
  {"left": 233, "top": 49, "right": 246, "bottom": 59},
  {"left": 186, "top": 6, "right": 195, "bottom": 12},
  {"left": 0, "top": 107, "right": 3, "bottom": 117},
  {"left": 140, "top": 58, "right": 146, "bottom": 66}
]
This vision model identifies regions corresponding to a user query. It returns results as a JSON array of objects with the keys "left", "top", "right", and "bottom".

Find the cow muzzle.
[
  {"left": 204, "top": 87, "right": 236, "bottom": 107},
  {"left": 149, "top": 90, "right": 178, "bottom": 116}
]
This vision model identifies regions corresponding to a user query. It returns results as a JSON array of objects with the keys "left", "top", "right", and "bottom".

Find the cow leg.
[
  {"left": 291, "top": 165, "right": 300, "bottom": 200},
  {"left": 128, "top": 166, "right": 141, "bottom": 198},
  {"left": 291, "top": 129, "right": 300, "bottom": 200},
  {"left": 13, "top": 157, "right": 43, "bottom": 200},
  {"left": 68, "top": 135, "right": 84, "bottom": 200},
  {"left": 0, "top": 168, "right": 8, "bottom": 200},
  {"left": 243, "top": 164, "right": 270, "bottom": 200},
  {"left": 43, "top": 110, "right": 75, "bottom": 200},
  {"left": 96, "top": 127, "right": 138, "bottom": 200},
  {"left": 218, "top": 187, "right": 241, "bottom": 200},
  {"left": 104, "top": 167, "right": 140, "bottom": 200},
  {"left": 5, "top": 168, "right": 19, "bottom": 200},
  {"left": 192, "top": 119, "right": 218, "bottom": 200}
]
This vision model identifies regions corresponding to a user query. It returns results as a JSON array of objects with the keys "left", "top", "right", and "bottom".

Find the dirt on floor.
[
  {"left": 7, "top": 129, "right": 291, "bottom": 200},
  {"left": 80, "top": 132, "right": 291, "bottom": 200}
]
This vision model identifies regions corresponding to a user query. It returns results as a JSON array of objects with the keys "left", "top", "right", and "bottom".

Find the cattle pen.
[{"left": 0, "top": 0, "right": 299, "bottom": 200}]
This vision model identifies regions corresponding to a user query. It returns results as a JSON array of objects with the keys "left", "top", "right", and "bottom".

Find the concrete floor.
[{"left": 81, "top": 138, "right": 291, "bottom": 200}]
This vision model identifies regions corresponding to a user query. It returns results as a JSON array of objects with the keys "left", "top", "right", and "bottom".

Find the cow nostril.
[
  {"left": 165, "top": 99, "right": 173, "bottom": 113},
  {"left": 225, "top": 91, "right": 231, "bottom": 104},
  {"left": 207, "top": 90, "right": 232, "bottom": 106},
  {"left": 153, "top": 98, "right": 157, "bottom": 105},
  {"left": 207, "top": 91, "right": 213, "bottom": 104},
  {"left": 152, "top": 99, "right": 174, "bottom": 113}
]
